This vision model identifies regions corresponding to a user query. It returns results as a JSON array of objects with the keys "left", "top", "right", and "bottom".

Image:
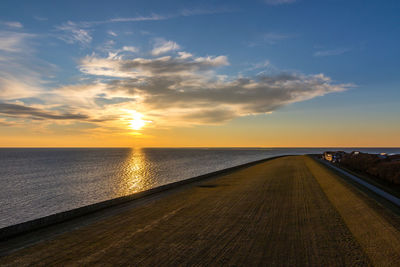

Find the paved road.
[{"left": 1, "top": 156, "right": 400, "bottom": 266}]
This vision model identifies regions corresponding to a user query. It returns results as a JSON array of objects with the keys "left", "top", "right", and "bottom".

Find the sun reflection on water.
[{"left": 120, "top": 148, "right": 150, "bottom": 194}]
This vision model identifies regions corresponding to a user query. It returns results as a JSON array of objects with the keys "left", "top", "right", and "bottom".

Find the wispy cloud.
[
  {"left": 0, "top": 31, "right": 34, "bottom": 52},
  {"left": 109, "top": 14, "right": 169, "bottom": 23},
  {"left": 313, "top": 48, "right": 351, "bottom": 57},
  {"left": 265, "top": 0, "right": 297, "bottom": 5},
  {"left": 122, "top": 46, "right": 138, "bottom": 53},
  {"left": 108, "top": 7, "right": 233, "bottom": 24},
  {"left": 0, "top": 30, "right": 54, "bottom": 103},
  {"left": 2, "top": 21, "right": 23, "bottom": 28},
  {"left": 151, "top": 39, "right": 180, "bottom": 56},
  {"left": 0, "top": 74, "right": 44, "bottom": 100},
  {"left": 107, "top": 30, "right": 117, "bottom": 37},
  {"left": 63, "top": 7, "right": 234, "bottom": 29},
  {"left": 56, "top": 21, "right": 92, "bottom": 46},
  {"left": 53, "top": 7, "right": 234, "bottom": 50}
]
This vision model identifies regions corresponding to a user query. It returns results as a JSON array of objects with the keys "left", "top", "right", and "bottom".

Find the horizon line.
[{"left": 1, "top": 146, "right": 399, "bottom": 149}]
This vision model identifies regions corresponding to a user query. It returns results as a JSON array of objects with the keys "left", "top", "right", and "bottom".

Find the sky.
[{"left": 0, "top": 0, "right": 399, "bottom": 147}]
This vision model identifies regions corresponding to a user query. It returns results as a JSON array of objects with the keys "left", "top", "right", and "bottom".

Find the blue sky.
[{"left": 0, "top": 0, "right": 399, "bottom": 146}]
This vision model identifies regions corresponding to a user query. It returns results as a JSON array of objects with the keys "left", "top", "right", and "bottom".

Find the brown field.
[{"left": 1, "top": 156, "right": 400, "bottom": 266}]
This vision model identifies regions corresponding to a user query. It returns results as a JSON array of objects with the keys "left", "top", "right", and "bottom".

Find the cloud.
[
  {"left": 0, "top": 31, "right": 34, "bottom": 52},
  {"left": 56, "top": 21, "right": 92, "bottom": 46},
  {"left": 265, "top": 0, "right": 296, "bottom": 5},
  {"left": 122, "top": 46, "right": 138, "bottom": 53},
  {"left": 79, "top": 56, "right": 139, "bottom": 78},
  {"left": 50, "top": 6, "right": 234, "bottom": 51},
  {"left": 107, "top": 30, "right": 117, "bottom": 37},
  {"left": 109, "top": 14, "right": 169, "bottom": 23},
  {"left": 314, "top": 48, "right": 350, "bottom": 57},
  {"left": 180, "top": 108, "right": 237, "bottom": 124},
  {"left": 178, "top": 51, "right": 193, "bottom": 59},
  {"left": 54, "top": 10, "right": 219, "bottom": 33},
  {"left": 80, "top": 53, "right": 228, "bottom": 78},
  {"left": 2, "top": 21, "right": 23, "bottom": 28},
  {"left": 151, "top": 39, "right": 181, "bottom": 56},
  {"left": 0, "top": 103, "right": 89, "bottom": 120},
  {"left": 0, "top": 75, "right": 43, "bottom": 100},
  {"left": 78, "top": 50, "right": 350, "bottom": 126},
  {"left": 122, "top": 73, "right": 348, "bottom": 123},
  {"left": 0, "top": 30, "right": 48, "bottom": 102},
  {"left": 95, "top": 8, "right": 232, "bottom": 25}
]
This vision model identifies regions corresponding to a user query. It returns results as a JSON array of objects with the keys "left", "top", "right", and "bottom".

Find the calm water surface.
[{"left": 1, "top": 147, "right": 399, "bottom": 228}]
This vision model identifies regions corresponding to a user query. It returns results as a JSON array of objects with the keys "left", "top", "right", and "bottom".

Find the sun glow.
[
  {"left": 127, "top": 110, "right": 150, "bottom": 131},
  {"left": 130, "top": 117, "right": 145, "bottom": 130}
]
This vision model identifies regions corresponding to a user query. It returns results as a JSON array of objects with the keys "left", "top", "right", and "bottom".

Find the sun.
[
  {"left": 130, "top": 118, "right": 146, "bottom": 130},
  {"left": 127, "top": 111, "right": 150, "bottom": 131}
]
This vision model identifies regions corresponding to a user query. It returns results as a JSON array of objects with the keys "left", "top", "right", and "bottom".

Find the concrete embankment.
[{"left": 1, "top": 156, "right": 400, "bottom": 266}]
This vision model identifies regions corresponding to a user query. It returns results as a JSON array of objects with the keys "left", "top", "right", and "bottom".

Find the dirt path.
[{"left": 1, "top": 156, "right": 398, "bottom": 266}]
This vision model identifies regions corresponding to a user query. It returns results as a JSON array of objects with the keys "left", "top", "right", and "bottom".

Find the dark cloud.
[
  {"left": 120, "top": 56, "right": 228, "bottom": 74},
  {"left": 181, "top": 109, "right": 236, "bottom": 124},
  {"left": 0, "top": 103, "right": 89, "bottom": 120},
  {"left": 109, "top": 73, "right": 347, "bottom": 119}
]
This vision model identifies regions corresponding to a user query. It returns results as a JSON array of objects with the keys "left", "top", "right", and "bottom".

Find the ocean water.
[{"left": 1, "top": 147, "right": 399, "bottom": 228}]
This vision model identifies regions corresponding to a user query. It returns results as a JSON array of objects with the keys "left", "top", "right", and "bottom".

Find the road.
[{"left": 1, "top": 156, "right": 400, "bottom": 266}]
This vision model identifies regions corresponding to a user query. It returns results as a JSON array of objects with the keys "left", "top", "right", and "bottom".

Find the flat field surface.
[{"left": 1, "top": 156, "right": 400, "bottom": 266}]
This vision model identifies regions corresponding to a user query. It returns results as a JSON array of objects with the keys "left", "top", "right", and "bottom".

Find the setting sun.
[
  {"left": 127, "top": 111, "right": 149, "bottom": 131},
  {"left": 130, "top": 118, "right": 145, "bottom": 130}
]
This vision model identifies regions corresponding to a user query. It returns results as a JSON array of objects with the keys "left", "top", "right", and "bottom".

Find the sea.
[{"left": 1, "top": 147, "right": 399, "bottom": 228}]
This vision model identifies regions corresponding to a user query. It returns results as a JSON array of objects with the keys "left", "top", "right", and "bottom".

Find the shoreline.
[{"left": 0, "top": 155, "right": 287, "bottom": 241}]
